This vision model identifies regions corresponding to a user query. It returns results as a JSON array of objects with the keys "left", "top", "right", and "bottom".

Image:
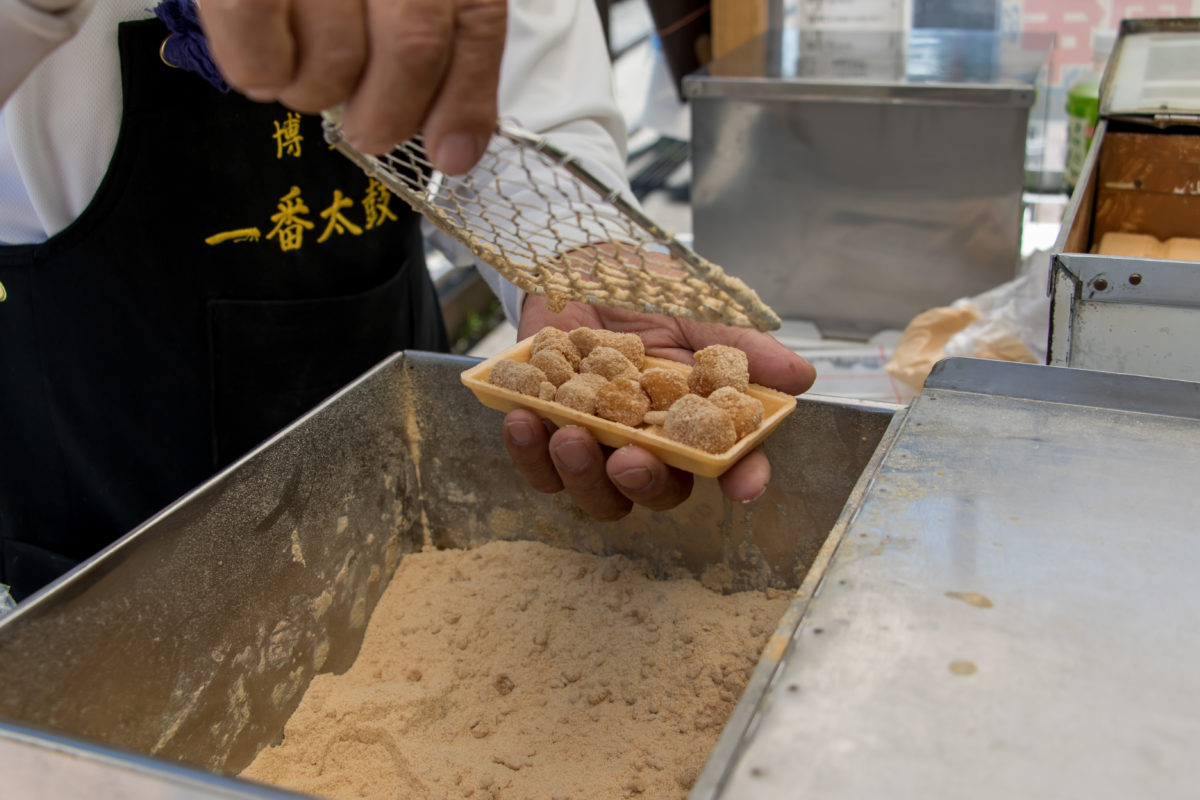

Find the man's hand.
[
  {"left": 197, "top": 0, "right": 505, "bottom": 172},
  {"left": 502, "top": 296, "right": 817, "bottom": 521}
]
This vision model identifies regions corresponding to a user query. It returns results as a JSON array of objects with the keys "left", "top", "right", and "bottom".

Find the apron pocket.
[{"left": 208, "top": 260, "right": 441, "bottom": 466}]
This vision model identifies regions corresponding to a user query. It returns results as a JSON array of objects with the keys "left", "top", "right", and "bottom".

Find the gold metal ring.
[
  {"left": 0, "top": 280, "right": 7, "bottom": 302},
  {"left": 160, "top": 36, "right": 178, "bottom": 69}
]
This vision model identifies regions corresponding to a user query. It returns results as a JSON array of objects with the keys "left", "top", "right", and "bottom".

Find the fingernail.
[
  {"left": 612, "top": 466, "right": 654, "bottom": 493},
  {"left": 741, "top": 485, "right": 768, "bottom": 504},
  {"left": 432, "top": 132, "right": 483, "bottom": 175},
  {"left": 342, "top": 130, "right": 381, "bottom": 154},
  {"left": 505, "top": 419, "right": 534, "bottom": 447},
  {"left": 551, "top": 439, "right": 591, "bottom": 473}
]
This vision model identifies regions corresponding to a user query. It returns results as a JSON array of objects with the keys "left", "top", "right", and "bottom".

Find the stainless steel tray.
[
  {"left": 1050, "top": 18, "right": 1200, "bottom": 381},
  {"left": 697, "top": 357, "right": 1200, "bottom": 800},
  {"left": 0, "top": 351, "right": 895, "bottom": 797},
  {"left": 6, "top": 354, "right": 1198, "bottom": 798}
]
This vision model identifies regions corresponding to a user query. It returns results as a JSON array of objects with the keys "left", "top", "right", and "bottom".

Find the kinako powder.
[{"left": 239, "top": 539, "right": 791, "bottom": 800}]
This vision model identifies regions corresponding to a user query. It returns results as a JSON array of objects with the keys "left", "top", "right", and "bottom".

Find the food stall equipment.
[
  {"left": 1050, "top": 17, "right": 1200, "bottom": 380},
  {"left": 685, "top": 27, "right": 1053, "bottom": 339},
  {"left": 693, "top": 358, "right": 1200, "bottom": 799},
  {"left": 0, "top": 351, "right": 893, "bottom": 793},
  {"left": 2, "top": 353, "right": 1199, "bottom": 798},
  {"left": 1049, "top": 252, "right": 1200, "bottom": 381}
]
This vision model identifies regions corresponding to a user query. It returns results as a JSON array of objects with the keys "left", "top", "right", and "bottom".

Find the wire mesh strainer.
[{"left": 321, "top": 112, "right": 781, "bottom": 332}]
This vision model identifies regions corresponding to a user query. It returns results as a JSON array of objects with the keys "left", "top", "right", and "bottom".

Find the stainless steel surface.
[
  {"left": 691, "top": 391, "right": 905, "bottom": 800},
  {"left": 0, "top": 723, "right": 304, "bottom": 800},
  {"left": 700, "top": 357, "right": 1200, "bottom": 799},
  {"left": 1052, "top": 19, "right": 1200, "bottom": 380},
  {"left": 687, "top": 28, "right": 1052, "bottom": 339},
  {"left": 1050, "top": 116, "right": 1106, "bottom": 257},
  {"left": 0, "top": 356, "right": 429, "bottom": 775},
  {"left": 0, "top": 352, "right": 896, "bottom": 797},
  {"left": 1101, "top": 17, "right": 1200, "bottom": 120},
  {"left": 1049, "top": 252, "right": 1200, "bottom": 380}
]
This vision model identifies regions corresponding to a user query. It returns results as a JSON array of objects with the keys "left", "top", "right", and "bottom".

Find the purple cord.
[{"left": 152, "top": 0, "right": 230, "bottom": 92}]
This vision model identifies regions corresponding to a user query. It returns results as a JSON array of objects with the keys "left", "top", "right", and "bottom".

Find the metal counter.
[{"left": 695, "top": 357, "right": 1200, "bottom": 799}]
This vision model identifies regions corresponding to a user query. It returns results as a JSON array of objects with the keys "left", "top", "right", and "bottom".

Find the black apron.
[{"left": 0, "top": 19, "right": 448, "bottom": 600}]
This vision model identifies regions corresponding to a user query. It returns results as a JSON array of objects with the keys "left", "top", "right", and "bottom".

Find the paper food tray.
[{"left": 460, "top": 337, "right": 797, "bottom": 478}]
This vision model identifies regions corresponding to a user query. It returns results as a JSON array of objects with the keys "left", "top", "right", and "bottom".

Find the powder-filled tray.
[{"left": 460, "top": 336, "right": 797, "bottom": 477}]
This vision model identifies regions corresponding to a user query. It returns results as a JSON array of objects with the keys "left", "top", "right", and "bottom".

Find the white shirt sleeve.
[
  {"left": 1, "top": 0, "right": 141, "bottom": 242},
  {"left": 461, "top": 0, "right": 633, "bottom": 327},
  {"left": 0, "top": 0, "right": 96, "bottom": 105}
]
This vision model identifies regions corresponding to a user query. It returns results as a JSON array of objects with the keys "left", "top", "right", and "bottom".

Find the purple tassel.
[{"left": 152, "top": 0, "right": 230, "bottom": 92}]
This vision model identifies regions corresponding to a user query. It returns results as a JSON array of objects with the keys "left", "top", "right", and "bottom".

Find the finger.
[
  {"left": 741, "top": 336, "right": 817, "bottom": 396},
  {"left": 503, "top": 409, "right": 563, "bottom": 494},
  {"left": 548, "top": 427, "right": 632, "bottom": 521},
  {"left": 606, "top": 446, "right": 694, "bottom": 512},
  {"left": 275, "top": 0, "right": 368, "bottom": 113},
  {"left": 341, "top": 0, "right": 454, "bottom": 153},
  {"left": 420, "top": 0, "right": 507, "bottom": 174},
  {"left": 198, "top": 0, "right": 295, "bottom": 101},
  {"left": 717, "top": 448, "right": 772, "bottom": 503}
]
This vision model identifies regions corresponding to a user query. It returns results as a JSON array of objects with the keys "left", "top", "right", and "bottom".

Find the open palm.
[{"left": 501, "top": 295, "right": 816, "bottom": 520}]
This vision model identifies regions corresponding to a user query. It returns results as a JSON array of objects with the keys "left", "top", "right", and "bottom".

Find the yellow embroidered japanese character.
[
  {"left": 273, "top": 112, "right": 304, "bottom": 159},
  {"left": 205, "top": 228, "right": 262, "bottom": 246},
  {"left": 317, "top": 189, "right": 364, "bottom": 243},
  {"left": 362, "top": 178, "right": 399, "bottom": 230},
  {"left": 267, "top": 186, "right": 315, "bottom": 252}
]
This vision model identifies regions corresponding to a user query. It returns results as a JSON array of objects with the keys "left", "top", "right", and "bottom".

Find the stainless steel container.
[
  {"left": 1049, "top": 17, "right": 1200, "bottom": 380},
  {"left": 685, "top": 27, "right": 1053, "bottom": 339},
  {"left": 695, "top": 358, "right": 1200, "bottom": 799},
  {"left": 5, "top": 354, "right": 1200, "bottom": 798},
  {"left": 0, "top": 351, "right": 896, "bottom": 797}
]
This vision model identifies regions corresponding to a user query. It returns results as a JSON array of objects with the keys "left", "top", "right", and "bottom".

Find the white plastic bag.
[
  {"left": 943, "top": 250, "right": 1051, "bottom": 364},
  {"left": 886, "top": 250, "right": 1052, "bottom": 392}
]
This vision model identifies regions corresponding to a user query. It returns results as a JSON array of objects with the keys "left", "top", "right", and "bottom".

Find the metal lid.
[
  {"left": 683, "top": 28, "right": 1051, "bottom": 107},
  {"left": 1102, "top": 17, "right": 1200, "bottom": 120}
]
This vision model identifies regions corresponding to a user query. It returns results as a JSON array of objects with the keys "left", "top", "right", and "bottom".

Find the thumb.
[
  {"left": 738, "top": 333, "right": 817, "bottom": 396},
  {"left": 680, "top": 321, "right": 817, "bottom": 396}
]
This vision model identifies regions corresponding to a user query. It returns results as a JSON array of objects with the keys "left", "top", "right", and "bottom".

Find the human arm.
[
  {"left": 0, "top": 0, "right": 96, "bottom": 105},
  {"left": 503, "top": 296, "right": 817, "bottom": 520}
]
